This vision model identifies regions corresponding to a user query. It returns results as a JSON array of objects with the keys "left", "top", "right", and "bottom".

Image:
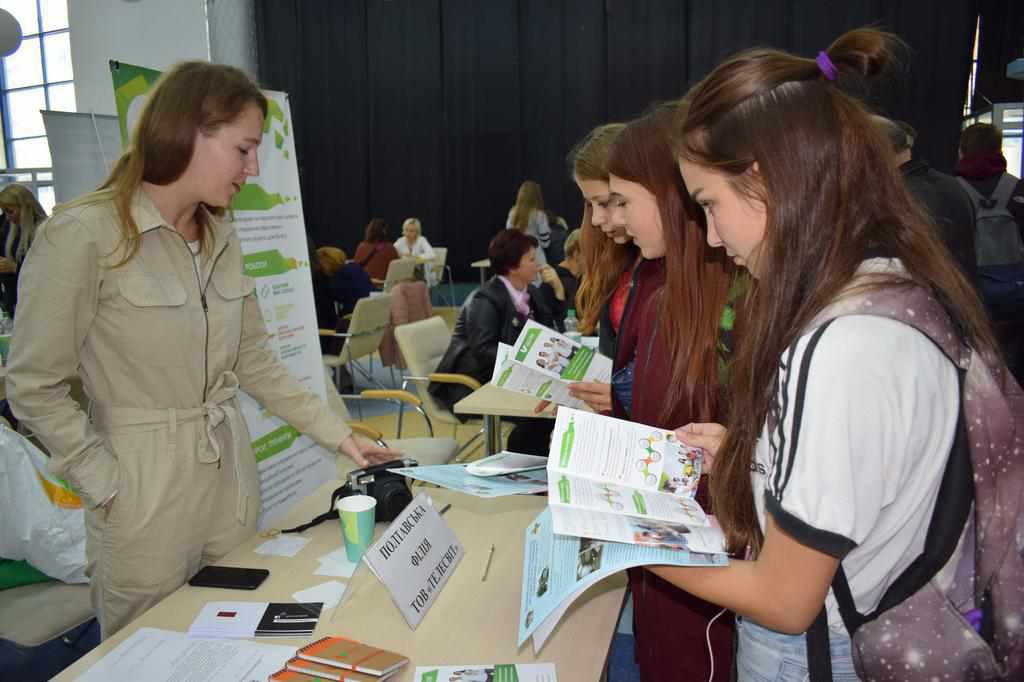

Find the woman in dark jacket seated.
[{"left": 429, "top": 229, "right": 565, "bottom": 453}]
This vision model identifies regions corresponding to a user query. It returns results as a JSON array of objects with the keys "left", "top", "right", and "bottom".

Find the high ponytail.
[{"left": 677, "top": 27, "right": 998, "bottom": 556}]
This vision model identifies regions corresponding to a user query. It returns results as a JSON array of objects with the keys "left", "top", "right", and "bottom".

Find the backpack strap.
[
  {"left": 988, "top": 173, "right": 1019, "bottom": 209},
  {"left": 805, "top": 321, "right": 973, "bottom": 682},
  {"left": 957, "top": 173, "right": 1018, "bottom": 211}
]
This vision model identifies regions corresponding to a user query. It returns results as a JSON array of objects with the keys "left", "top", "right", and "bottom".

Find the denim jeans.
[
  {"left": 736, "top": 616, "right": 861, "bottom": 681},
  {"left": 610, "top": 360, "right": 635, "bottom": 415}
]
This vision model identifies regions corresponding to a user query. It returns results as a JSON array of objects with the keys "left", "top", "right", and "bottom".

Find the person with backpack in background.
[
  {"left": 956, "top": 122, "right": 1024, "bottom": 383},
  {"left": 651, "top": 28, "right": 1023, "bottom": 681},
  {"left": 872, "top": 116, "right": 977, "bottom": 280}
]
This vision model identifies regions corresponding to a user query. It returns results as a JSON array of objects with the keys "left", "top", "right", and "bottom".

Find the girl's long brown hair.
[
  {"left": 609, "top": 105, "right": 733, "bottom": 428},
  {"left": 509, "top": 180, "right": 545, "bottom": 232},
  {"left": 679, "top": 28, "right": 999, "bottom": 555},
  {"left": 64, "top": 61, "right": 267, "bottom": 266},
  {"left": 568, "top": 123, "right": 638, "bottom": 333}
]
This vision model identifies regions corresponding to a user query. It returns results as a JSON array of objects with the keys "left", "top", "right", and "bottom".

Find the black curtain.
[{"left": 257, "top": 0, "right": 988, "bottom": 279}]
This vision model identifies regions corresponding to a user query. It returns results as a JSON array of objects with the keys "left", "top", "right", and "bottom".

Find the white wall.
[{"left": 68, "top": 0, "right": 210, "bottom": 116}]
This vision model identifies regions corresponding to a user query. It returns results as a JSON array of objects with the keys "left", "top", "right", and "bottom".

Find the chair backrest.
[
  {"left": 394, "top": 315, "right": 455, "bottom": 420},
  {"left": 430, "top": 247, "right": 448, "bottom": 282},
  {"left": 382, "top": 257, "right": 417, "bottom": 292},
  {"left": 340, "top": 292, "right": 393, "bottom": 363}
]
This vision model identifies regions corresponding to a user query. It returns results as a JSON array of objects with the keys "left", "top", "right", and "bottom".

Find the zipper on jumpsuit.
[{"left": 169, "top": 229, "right": 230, "bottom": 468}]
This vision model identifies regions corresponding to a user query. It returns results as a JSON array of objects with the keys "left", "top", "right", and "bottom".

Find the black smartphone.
[{"left": 187, "top": 565, "right": 269, "bottom": 590}]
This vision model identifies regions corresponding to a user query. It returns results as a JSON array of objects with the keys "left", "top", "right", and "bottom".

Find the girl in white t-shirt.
[{"left": 652, "top": 28, "right": 1000, "bottom": 679}]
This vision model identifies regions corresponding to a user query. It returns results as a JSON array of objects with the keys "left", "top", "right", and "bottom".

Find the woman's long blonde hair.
[
  {"left": 509, "top": 180, "right": 544, "bottom": 232},
  {"left": 67, "top": 61, "right": 267, "bottom": 266},
  {"left": 0, "top": 184, "right": 46, "bottom": 261},
  {"left": 569, "top": 123, "right": 636, "bottom": 334}
]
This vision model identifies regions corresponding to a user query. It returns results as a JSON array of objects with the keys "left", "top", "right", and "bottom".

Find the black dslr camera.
[
  {"left": 281, "top": 458, "right": 418, "bottom": 535},
  {"left": 334, "top": 458, "right": 418, "bottom": 523}
]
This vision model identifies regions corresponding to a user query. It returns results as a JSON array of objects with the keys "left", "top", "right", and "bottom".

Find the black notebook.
[{"left": 255, "top": 602, "right": 323, "bottom": 637}]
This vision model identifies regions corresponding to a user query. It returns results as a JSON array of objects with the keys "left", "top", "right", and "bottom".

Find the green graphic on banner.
[
  {"left": 244, "top": 250, "right": 301, "bottom": 277},
  {"left": 233, "top": 184, "right": 289, "bottom": 211},
  {"left": 109, "top": 61, "right": 162, "bottom": 146},
  {"left": 252, "top": 425, "right": 301, "bottom": 462},
  {"left": 632, "top": 491, "right": 647, "bottom": 515},
  {"left": 419, "top": 673, "right": 438, "bottom": 682}
]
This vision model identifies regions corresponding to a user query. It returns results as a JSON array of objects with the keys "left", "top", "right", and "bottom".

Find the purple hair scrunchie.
[{"left": 816, "top": 50, "right": 838, "bottom": 81}]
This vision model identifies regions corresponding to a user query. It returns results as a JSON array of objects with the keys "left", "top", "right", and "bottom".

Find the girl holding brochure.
[
  {"left": 662, "top": 29, "right": 1001, "bottom": 678},
  {"left": 605, "top": 105, "right": 740, "bottom": 682},
  {"left": 566, "top": 123, "right": 637, "bottom": 414}
]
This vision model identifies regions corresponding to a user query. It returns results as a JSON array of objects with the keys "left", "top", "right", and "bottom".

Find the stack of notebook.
[{"left": 268, "top": 636, "right": 409, "bottom": 681}]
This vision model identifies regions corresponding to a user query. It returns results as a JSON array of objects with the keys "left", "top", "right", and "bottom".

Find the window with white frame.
[{"left": 0, "top": 0, "right": 72, "bottom": 212}]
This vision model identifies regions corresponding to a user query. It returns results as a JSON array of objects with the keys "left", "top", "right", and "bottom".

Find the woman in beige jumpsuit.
[{"left": 5, "top": 62, "right": 396, "bottom": 639}]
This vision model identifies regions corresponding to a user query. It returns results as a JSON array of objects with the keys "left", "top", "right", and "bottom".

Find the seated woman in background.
[
  {"left": 317, "top": 246, "right": 373, "bottom": 319},
  {"left": 429, "top": 229, "right": 565, "bottom": 454},
  {"left": 394, "top": 218, "right": 435, "bottom": 260},
  {"left": 0, "top": 184, "right": 47, "bottom": 317},
  {"left": 353, "top": 218, "right": 399, "bottom": 282},
  {"left": 395, "top": 217, "right": 438, "bottom": 286},
  {"left": 506, "top": 180, "right": 551, "bottom": 270}
]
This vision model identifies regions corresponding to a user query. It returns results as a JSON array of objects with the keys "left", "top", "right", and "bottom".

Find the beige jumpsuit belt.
[{"left": 92, "top": 370, "right": 252, "bottom": 523}]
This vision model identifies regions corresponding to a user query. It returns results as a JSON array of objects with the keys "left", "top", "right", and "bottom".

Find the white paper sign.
[{"left": 363, "top": 493, "right": 463, "bottom": 629}]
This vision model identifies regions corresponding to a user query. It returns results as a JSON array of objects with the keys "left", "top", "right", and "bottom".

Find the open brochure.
[
  {"left": 414, "top": 663, "right": 556, "bottom": 681},
  {"left": 492, "top": 320, "right": 612, "bottom": 409},
  {"left": 518, "top": 507, "right": 727, "bottom": 650},
  {"left": 390, "top": 463, "right": 548, "bottom": 498},
  {"left": 547, "top": 407, "right": 727, "bottom": 555}
]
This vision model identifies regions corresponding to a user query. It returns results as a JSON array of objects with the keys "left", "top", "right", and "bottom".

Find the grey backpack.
[
  {"left": 803, "top": 284, "right": 1024, "bottom": 681},
  {"left": 957, "top": 175, "right": 1024, "bottom": 315},
  {"left": 957, "top": 174, "right": 1024, "bottom": 268}
]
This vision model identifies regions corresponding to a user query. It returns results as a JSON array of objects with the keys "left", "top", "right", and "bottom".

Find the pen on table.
[
  {"left": 481, "top": 543, "right": 495, "bottom": 582},
  {"left": 439, "top": 503, "right": 452, "bottom": 516}
]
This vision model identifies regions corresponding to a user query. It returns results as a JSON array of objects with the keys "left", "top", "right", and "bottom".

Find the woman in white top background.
[
  {"left": 394, "top": 217, "right": 437, "bottom": 285},
  {"left": 394, "top": 217, "right": 435, "bottom": 259}
]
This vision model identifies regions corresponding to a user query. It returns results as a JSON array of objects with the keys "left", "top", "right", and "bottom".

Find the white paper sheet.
[
  {"left": 315, "top": 548, "right": 359, "bottom": 578},
  {"left": 253, "top": 534, "right": 311, "bottom": 558},
  {"left": 75, "top": 627, "right": 294, "bottom": 682},
  {"left": 292, "top": 580, "right": 347, "bottom": 609}
]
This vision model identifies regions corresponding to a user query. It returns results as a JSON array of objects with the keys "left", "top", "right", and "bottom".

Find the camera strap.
[{"left": 279, "top": 485, "right": 346, "bottom": 534}]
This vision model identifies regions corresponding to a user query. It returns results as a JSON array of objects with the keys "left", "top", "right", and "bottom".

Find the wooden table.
[
  {"left": 453, "top": 383, "right": 555, "bottom": 455},
  {"left": 470, "top": 258, "right": 491, "bottom": 285},
  {"left": 54, "top": 484, "right": 626, "bottom": 681}
]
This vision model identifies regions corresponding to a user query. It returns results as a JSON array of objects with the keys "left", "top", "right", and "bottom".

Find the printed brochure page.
[
  {"left": 547, "top": 408, "right": 727, "bottom": 555},
  {"left": 518, "top": 508, "right": 726, "bottom": 649},
  {"left": 493, "top": 320, "right": 611, "bottom": 409},
  {"left": 414, "top": 663, "right": 557, "bottom": 681}
]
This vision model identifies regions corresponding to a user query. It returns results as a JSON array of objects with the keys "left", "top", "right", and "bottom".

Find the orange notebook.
[
  {"left": 272, "top": 656, "right": 392, "bottom": 681},
  {"left": 296, "top": 636, "right": 408, "bottom": 677},
  {"left": 268, "top": 666, "right": 376, "bottom": 682}
]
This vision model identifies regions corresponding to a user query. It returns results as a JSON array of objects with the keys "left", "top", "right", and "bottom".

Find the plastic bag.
[{"left": 0, "top": 425, "right": 87, "bottom": 583}]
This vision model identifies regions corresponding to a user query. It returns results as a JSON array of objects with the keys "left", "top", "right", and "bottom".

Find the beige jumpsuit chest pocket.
[
  {"left": 112, "top": 274, "right": 192, "bottom": 368},
  {"left": 208, "top": 267, "right": 255, "bottom": 360}
]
